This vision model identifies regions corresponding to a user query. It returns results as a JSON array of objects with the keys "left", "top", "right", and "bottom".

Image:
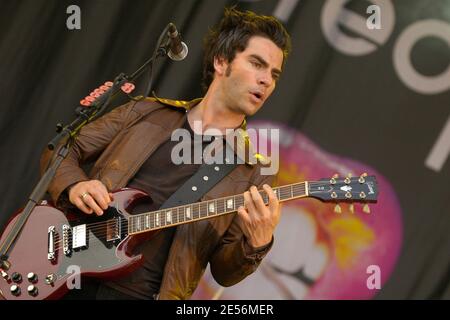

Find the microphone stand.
[{"left": 0, "top": 24, "right": 173, "bottom": 270}]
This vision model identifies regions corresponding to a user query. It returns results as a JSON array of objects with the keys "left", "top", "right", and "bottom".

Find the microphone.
[{"left": 167, "top": 23, "right": 188, "bottom": 61}]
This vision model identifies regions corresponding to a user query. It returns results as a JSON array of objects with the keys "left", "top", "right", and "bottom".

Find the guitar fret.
[
  {"left": 200, "top": 202, "right": 207, "bottom": 218},
  {"left": 293, "top": 183, "right": 306, "bottom": 197},
  {"left": 193, "top": 203, "right": 200, "bottom": 219},
  {"left": 174, "top": 208, "right": 178, "bottom": 224},
  {"left": 123, "top": 178, "right": 377, "bottom": 236},
  {"left": 218, "top": 199, "right": 224, "bottom": 214},
  {"left": 235, "top": 195, "right": 244, "bottom": 209},
  {"left": 128, "top": 181, "right": 319, "bottom": 235},
  {"left": 220, "top": 199, "right": 227, "bottom": 213},
  {"left": 162, "top": 211, "right": 167, "bottom": 226},
  {"left": 180, "top": 206, "right": 188, "bottom": 222},
  {"left": 280, "top": 186, "right": 290, "bottom": 200}
]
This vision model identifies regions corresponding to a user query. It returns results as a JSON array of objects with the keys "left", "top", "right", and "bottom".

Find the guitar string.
[
  {"left": 66, "top": 183, "right": 310, "bottom": 230},
  {"left": 52, "top": 186, "right": 309, "bottom": 246},
  {"left": 52, "top": 181, "right": 371, "bottom": 246},
  {"left": 53, "top": 201, "right": 294, "bottom": 247},
  {"left": 53, "top": 185, "right": 308, "bottom": 235},
  {"left": 52, "top": 181, "right": 371, "bottom": 247},
  {"left": 54, "top": 179, "right": 359, "bottom": 233},
  {"left": 55, "top": 184, "right": 308, "bottom": 234}
]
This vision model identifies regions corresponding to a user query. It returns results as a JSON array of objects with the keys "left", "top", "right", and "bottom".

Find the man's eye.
[{"left": 252, "top": 61, "right": 262, "bottom": 68}]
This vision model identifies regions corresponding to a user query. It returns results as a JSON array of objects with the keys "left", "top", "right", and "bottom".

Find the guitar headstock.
[{"left": 308, "top": 173, "right": 378, "bottom": 213}]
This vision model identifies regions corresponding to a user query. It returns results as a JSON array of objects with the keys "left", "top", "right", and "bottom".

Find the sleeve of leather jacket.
[
  {"left": 40, "top": 100, "right": 136, "bottom": 206},
  {"left": 209, "top": 171, "right": 275, "bottom": 287}
]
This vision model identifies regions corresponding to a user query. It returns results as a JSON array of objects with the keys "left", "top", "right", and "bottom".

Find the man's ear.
[{"left": 213, "top": 56, "right": 228, "bottom": 76}]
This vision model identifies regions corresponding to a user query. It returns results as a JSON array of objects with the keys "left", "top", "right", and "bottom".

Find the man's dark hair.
[{"left": 202, "top": 7, "right": 291, "bottom": 93}]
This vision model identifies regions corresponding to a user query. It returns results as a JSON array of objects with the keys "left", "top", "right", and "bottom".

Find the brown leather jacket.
[{"left": 40, "top": 97, "right": 274, "bottom": 299}]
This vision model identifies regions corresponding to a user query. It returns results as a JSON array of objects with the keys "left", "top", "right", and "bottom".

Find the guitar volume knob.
[
  {"left": 27, "top": 272, "right": 38, "bottom": 283},
  {"left": 27, "top": 284, "right": 38, "bottom": 297},
  {"left": 10, "top": 284, "right": 21, "bottom": 296},
  {"left": 11, "top": 272, "right": 22, "bottom": 283}
]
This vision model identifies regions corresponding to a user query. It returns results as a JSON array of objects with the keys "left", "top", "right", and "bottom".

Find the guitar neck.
[{"left": 128, "top": 181, "right": 309, "bottom": 235}]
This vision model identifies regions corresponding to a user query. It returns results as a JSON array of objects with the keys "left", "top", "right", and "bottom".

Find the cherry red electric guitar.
[{"left": 0, "top": 174, "right": 378, "bottom": 300}]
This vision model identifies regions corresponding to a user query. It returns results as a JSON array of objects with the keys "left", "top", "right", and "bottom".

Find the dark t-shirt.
[{"left": 106, "top": 114, "right": 217, "bottom": 299}]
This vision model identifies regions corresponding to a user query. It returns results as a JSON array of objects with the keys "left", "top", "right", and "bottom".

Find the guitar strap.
[{"left": 159, "top": 140, "right": 240, "bottom": 210}]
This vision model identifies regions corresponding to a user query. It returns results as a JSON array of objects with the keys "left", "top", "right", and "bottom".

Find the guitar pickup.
[
  {"left": 72, "top": 224, "right": 87, "bottom": 249},
  {"left": 106, "top": 218, "right": 121, "bottom": 242}
]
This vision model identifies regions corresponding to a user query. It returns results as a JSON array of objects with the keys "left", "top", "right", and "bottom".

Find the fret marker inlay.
[{"left": 186, "top": 207, "right": 191, "bottom": 219}]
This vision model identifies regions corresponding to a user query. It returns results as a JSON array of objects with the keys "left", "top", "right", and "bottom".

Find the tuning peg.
[
  {"left": 345, "top": 191, "right": 352, "bottom": 199},
  {"left": 349, "top": 204, "right": 354, "bottom": 214},
  {"left": 358, "top": 173, "right": 368, "bottom": 183},
  {"left": 344, "top": 174, "right": 351, "bottom": 184},
  {"left": 331, "top": 191, "right": 337, "bottom": 199},
  {"left": 330, "top": 174, "right": 338, "bottom": 184},
  {"left": 359, "top": 191, "right": 366, "bottom": 199},
  {"left": 334, "top": 204, "right": 342, "bottom": 214},
  {"left": 363, "top": 204, "right": 371, "bottom": 214}
]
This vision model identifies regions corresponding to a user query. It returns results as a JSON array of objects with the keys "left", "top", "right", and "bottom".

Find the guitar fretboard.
[{"left": 128, "top": 181, "right": 309, "bottom": 235}]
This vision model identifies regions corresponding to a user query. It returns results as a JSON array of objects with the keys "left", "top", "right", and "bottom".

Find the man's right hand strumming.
[{"left": 68, "top": 180, "right": 114, "bottom": 216}]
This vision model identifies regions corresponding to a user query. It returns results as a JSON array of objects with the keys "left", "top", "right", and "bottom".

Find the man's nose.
[{"left": 258, "top": 71, "right": 273, "bottom": 87}]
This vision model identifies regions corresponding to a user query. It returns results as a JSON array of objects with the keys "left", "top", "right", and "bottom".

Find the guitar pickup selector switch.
[{"left": 45, "top": 274, "right": 56, "bottom": 285}]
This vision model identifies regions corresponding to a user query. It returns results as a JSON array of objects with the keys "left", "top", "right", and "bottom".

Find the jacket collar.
[{"left": 148, "top": 95, "right": 270, "bottom": 167}]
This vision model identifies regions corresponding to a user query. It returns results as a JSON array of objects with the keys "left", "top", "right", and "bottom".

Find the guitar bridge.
[
  {"left": 47, "top": 226, "right": 56, "bottom": 261},
  {"left": 62, "top": 224, "right": 71, "bottom": 256}
]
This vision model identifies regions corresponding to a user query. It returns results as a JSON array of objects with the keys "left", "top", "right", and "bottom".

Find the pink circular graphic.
[{"left": 192, "top": 121, "right": 403, "bottom": 300}]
